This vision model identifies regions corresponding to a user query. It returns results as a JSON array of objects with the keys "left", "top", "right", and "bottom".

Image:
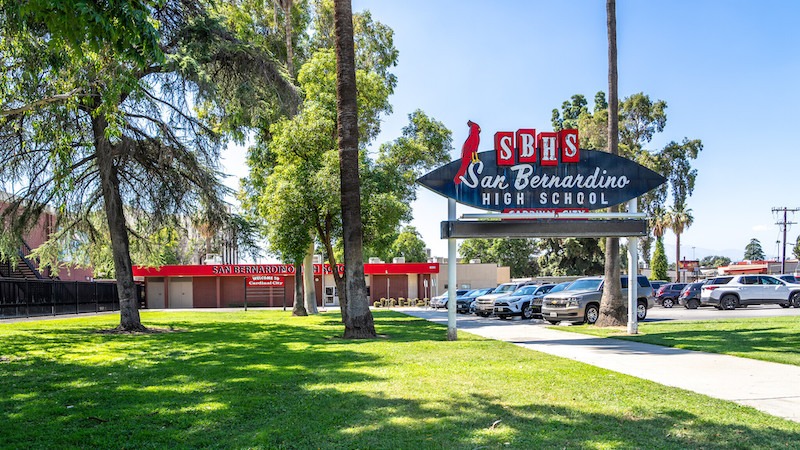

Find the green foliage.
[
  {"left": 651, "top": 237, "right": 669, "bottom": 281},
  {"left": 1, "top": 0, "right": 163, "bottom": 67},
  {"left": 536, "top": 238, "right": 604, "bottom": 276},
  {"left": 459, "top": 238, "right": 539, "bottom": 278},
  {"left": 387, "top": 226, "right": 427, "bottom": 262},
  {"left": 245, "top": 20, "right": 450, "bottom": 267},
  {"left": 700, "top": 255, "right": 731, "bottom": 268},
  {"left": 0, "top": 0, "right": 298, "bottom": 272},
  {"left": 744, "top": 238, "right": 766, "bottom": 261},
  {"left": 794, "top": 235, "right": 800, "bottom": 260},
  {"left": 551, "top": 91, "right": 701, "bottom": 267}
]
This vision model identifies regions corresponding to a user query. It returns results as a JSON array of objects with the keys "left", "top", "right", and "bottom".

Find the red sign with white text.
[
  {"left": 133, "top": 262, "right": 439, "bottom": 278},
  {"left": 247, "top": 275, "right": 285, "bottom": 287}
]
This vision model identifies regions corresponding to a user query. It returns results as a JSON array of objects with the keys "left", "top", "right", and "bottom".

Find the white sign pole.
[
  {"left": 627, "top": 197, "right": 639, "bottom": 335},
  {"left": 447, "top": 198, "right": 458, "bottom": 341}
]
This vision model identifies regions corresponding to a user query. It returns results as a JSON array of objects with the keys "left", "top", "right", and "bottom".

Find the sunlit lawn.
[
  {"left": 2, "top": 310, "right": 800, "bottom": 449},
  {"left": 562, "top": 316, "right": 800, "bottom": 367}
]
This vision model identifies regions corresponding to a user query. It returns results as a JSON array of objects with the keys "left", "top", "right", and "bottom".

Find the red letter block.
[
  {"left": 559, "top": 129, "right": 580, "bottom": 163},
  {"left": 538, "top": 132, "right": 559, "bottom": 166},
  {"left": 495, "top": 131, "right": 515, "bottom": 166},
  {"left": 516, "top": 129, "right": 537, "bottom": 163}
]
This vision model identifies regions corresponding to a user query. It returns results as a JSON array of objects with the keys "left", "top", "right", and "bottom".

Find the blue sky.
[{"left": 223, "top": 1, "right": 800, "bottom": 263}]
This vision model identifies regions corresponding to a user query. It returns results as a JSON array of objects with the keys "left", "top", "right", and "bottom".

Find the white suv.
[{"left": 700, "top": 274, "right": 800, "bottom": 310}]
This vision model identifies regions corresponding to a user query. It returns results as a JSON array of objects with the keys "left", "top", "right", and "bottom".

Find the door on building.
[
  {"left": 168, "top": 278, "right": 193, "bottom": 308},
  {"left": 371, "top": 275, "right": 408, "bottom": 301},
  {"left": 146, "top": 279, "right": 165, "bottom": 309}
]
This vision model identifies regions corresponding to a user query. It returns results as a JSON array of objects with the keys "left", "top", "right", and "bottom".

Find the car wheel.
[
  {"left": 686, "top": 299, "right": 699, "bottom": 310},
  {"left": 721, "top": 295, "right": 738, "bottom": 310},
  {"left": 585, "top": 304, "right": 599, "bottom": 324},
  {"left": 792, "top": 293, "right": 800, "bottom": 308},
  {"left": 546, "top": 320, "right": 559, "bottom": 325},
  {"left": 636, "top": 300, "right": 647, "bottom": 320},
  {"left": 521, "top": 304, "right": 533, "bottom": 320},
  {"left": 662, "top": 298, "right": 674, "bottom": 308}
]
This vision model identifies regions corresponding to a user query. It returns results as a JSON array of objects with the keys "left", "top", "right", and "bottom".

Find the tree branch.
[{"left": 1, "top": 88, "right": 84, "bottom": 117}]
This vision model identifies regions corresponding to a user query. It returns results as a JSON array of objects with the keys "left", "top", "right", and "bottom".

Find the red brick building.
[{"left": 133, "top": 262, "right": 440, "bottom": 308}]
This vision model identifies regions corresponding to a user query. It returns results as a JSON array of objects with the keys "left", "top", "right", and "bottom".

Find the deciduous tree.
[{"left": 0, "top": 0, "right": 298, "bottom": 331}]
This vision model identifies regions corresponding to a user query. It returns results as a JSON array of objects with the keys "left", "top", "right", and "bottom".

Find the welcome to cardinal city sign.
[{"left": 417, "top": 121, "right": 666, "bottom": 211}]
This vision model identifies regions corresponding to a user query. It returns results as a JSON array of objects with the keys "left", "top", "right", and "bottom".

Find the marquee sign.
[{"left": 417, "top": 123, "right": 666, "bottom": 211}]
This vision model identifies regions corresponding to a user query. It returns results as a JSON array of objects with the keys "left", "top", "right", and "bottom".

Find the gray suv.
[{"left": 540, "top": 275, "right": 654, "bottom": 325}]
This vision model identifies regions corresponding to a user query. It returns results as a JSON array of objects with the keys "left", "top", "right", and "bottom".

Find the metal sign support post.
[
  {"left": 627, "top": 197, "right": 639, "bottom": 335},
  {"left": 447, "top": 198, "right": 457, "bottom": 341}
]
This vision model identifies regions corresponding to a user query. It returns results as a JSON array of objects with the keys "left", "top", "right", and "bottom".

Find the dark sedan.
[
  {"left": 677, "top": 282, "right": 704, "bottom": 309},
  {"left": 655, "top": 283, "right": 687, "bottom": 308},
  {"left": 456, "top": 288, "right": 493, "bottom": 314}
]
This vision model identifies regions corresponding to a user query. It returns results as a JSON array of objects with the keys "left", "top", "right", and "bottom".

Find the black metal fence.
[{"left": 0, "top": 278, "right": 123, "bottom": 319}]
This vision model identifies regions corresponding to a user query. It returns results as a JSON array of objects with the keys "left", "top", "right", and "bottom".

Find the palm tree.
[
  {"left": 649, "top": 206, "right": 670, "bottom": 240},
  {"left": 597, "top": 0, "right": 625, "bottom": 327},
  {"left": 333, "top": 0, "right": 376, "bottom": 338},
  {"left": 666, "top": 205, "right": 694, "bottom": 282}
]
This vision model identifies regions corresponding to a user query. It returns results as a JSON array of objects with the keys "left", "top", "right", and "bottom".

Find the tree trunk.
[
  {"left": 281, "top": 0, "right": 295, "bottom": 78},
  {"left": 292, "top": 257, "right": 308, "bottom": 316},
  {"left": 318, "top": 217, "right": 348, "bottom": 324},
  {"left": 675, "top": 233, "right": 681, "bottom": 283},
  {"left": 92, "top": 114, "right": 145, "bottom": 331},
  {"left": 333, "top": 0, "right": 376, "bottom": 339},
  {"left": 596, "top": 0, "right": 625, "bottom": 327},
  {"left": 303, "top": 241, "right": 318, "bottom": 314}
]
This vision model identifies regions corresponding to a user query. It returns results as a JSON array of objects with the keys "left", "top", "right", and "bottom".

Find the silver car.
[{"left": 541, "top": 275, "right": 654, "bottom": 325}]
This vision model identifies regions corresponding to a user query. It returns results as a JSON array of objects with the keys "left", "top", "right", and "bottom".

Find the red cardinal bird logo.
[{"left": 454, "top": 120, "right": 481, "bottom": 184}]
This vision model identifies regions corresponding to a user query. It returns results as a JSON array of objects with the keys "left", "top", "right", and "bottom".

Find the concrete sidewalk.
[{"left": 401, "top": 309, "right": 800, "bottom": 423}]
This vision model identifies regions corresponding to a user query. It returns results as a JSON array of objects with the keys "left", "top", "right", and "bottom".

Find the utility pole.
[{"left": 772, "top": 207, "right": 799, "bottom": 274}]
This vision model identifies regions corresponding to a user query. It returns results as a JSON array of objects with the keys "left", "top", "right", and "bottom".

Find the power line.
[{"left": 772, "top": 207, "right": 799, "bottom": 273}]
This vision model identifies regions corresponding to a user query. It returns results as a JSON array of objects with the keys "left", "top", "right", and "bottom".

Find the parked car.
[
  {"left": 494, "top": 284, "right": 555, "bottom": 320},
  {"left": 700, "top": 274, "right": 800, "bottom": 310},
  {"left": 530, "top": 282, "right": 571, "bottom": 318},
  {"left": 430, "top": 289, "right": 469, "bottom": 309},
  {"left": 475, "top": 281, "right": 536, "bottom": 317},
  {"left": 778, "top": 274, "right": 799, "bottom": 284},
  {"left": 455, "top": 288, "right": 493, "bottom": 314},
  {"left": 677, "top": 282, "right": 704, "bottom": 309},
  {"left": 654, "top": 282, "right": 687, "bottom": 308},
  {"left": 541, "top": 275, "right": 654, "bottom": 325},
  {"left": 649, "top": 280, "right": 669, "bottom": 292}
]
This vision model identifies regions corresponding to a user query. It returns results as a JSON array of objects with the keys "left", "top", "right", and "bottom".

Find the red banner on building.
[{"left": 133, "top": 262, "right": 439, "bottom": 277}]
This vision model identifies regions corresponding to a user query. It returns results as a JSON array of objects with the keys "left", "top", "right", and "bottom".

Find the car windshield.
[
  {"left": 466, "top": 289, "right": 486, "bottom": 298},
  {"left": 493, "top": 284, "right": 518, "bottom": 293},
  {"left": 548, "top": 282, "right": 571, "bottom": 294},
  {"left": 780, "top": 275, "right": 798, "bottom": 283},
  {"left": 512, "top": 286, "right": 537, "bottom": 296},
  {"left": 565, "top": 279, "right": 602, "bottom": 291}
]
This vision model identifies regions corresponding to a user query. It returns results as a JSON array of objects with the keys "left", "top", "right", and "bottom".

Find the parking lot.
[{"left": 414, "top": 303, "right": 800, "bottom": 327}]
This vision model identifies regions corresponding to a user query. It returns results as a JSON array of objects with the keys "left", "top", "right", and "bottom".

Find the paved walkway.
[{"left": 401, "top": 308, "right": 800, "bottom": 423}]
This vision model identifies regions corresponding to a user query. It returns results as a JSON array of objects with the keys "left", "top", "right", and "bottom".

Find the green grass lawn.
[
  {"left": 2, "top": 310, "right": 800, "bottom": 449},
  {"left": 560, "top": 316, "right": 800, "bottom": 367}
]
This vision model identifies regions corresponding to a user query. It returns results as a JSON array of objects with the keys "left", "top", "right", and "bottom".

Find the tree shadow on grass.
[
  {"left": 622, "top": 324, "right": 800, "bottom": 365},
  {"left": 1, "top": 312, "right": 799, "bottom": 449}
]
